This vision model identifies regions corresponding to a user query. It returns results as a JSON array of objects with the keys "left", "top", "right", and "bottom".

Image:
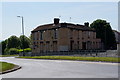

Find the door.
[
  {"left": 53, "top": 41, "right": 57, "bottom": 51},
  {"left": 82, "top": 42, "right": 86, "bottom": 50},
  {"left": 70, "top": 41, "right": 74, "bottom": 50}
]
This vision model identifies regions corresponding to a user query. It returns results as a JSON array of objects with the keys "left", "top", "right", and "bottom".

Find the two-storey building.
[{"left": 31, "top": 18, "right": 101, "bottom": 54}]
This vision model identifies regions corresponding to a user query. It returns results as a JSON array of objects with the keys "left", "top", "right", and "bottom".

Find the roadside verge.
[
  {"left": 17, "top": 56, "right": 120, "bottom": 63},
  {"left": 0, "top": 64, "right": 21, "bottom": 75}
]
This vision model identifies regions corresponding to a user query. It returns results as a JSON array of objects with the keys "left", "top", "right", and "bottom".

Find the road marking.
[{"left": 1, "top": 57, "right": 118, "bottom": 66}]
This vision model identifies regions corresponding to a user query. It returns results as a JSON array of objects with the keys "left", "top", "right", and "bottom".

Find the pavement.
[{"left": 0, "top": 57, "right": 119, "bottom": 78}]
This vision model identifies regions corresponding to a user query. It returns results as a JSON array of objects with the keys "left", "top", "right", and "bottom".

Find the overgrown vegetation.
[
  {"left": 18, "top": 56, "right": 120, "bottom": 63},
  {"left": 90, "top": 19, "right": 117, "bottom": 50},
  {"left": 1, "top": 48, "right": 31, "bottom": 55},
  {"left": 1, "top": 35, "right": 31, "bottom": 55},
  {"left": 8, "top": 48, "right": 19, "bottom": 55},
  {"left": 0, "top": 62, "right": 15, "bottom": 72},
  {"left": 18, "top": 48, "right": 32, "bottom": 53}
]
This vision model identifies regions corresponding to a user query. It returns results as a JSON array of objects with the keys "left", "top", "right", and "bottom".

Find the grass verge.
[
  {"left": 0, "top": 55, "right": 18, "bottom": 57},
  {"left": 0, "top": 62, "right": 15, "bottom": 72},
  {"left": 18, "top": 56, "right": 120, "bottom": 63}
]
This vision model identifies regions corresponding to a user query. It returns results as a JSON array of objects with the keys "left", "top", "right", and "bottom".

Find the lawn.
[
  {"left": 18, "top": 56, "right": 120, "bottom": 63},
  {"left": 0, "top": 62, "right": 15, "bottom": 72},
  {"left": 0, "top": 55, "right": 18, "bottom": 57}
]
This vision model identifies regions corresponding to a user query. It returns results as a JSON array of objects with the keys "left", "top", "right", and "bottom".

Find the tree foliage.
[
  {"left": 19, "top": 35, "right": 31, "bottom": 49},
  {"left": 90, "top": 19, "right": 117, "bottom": 50},
  {"left": 7, "top": 35, "right": 20, "bottom": 49},
  {"left": 1, "top": 39, "right": 7, "bottom": 54},
  {"left": 1, "top": 35, "right": 31, "bottom": 54}
]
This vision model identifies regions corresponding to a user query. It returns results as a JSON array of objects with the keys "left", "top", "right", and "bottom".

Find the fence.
[{"left": 19, "top": 50, "right": 119, "bottom": 57}]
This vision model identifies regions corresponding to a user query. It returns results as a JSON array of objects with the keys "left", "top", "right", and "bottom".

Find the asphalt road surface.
[{"left": 0, "top": 57, "right": 118, "bottom": 78}]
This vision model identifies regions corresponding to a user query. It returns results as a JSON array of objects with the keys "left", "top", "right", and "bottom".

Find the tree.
[
  {"left": 0, "top": 35, "right": 31, "bottom": 55},
  {"left": 1, "top": 39, "right": 7, "bottom": 54},
  {"left": 7, "top": 35, "right": 20, "bottom": 49},
  {"left": 90, "top": 19, "right": 117, "bottom": 50},
  {"left": 19, "top": 35, "right": 31, "bottom": 49}
]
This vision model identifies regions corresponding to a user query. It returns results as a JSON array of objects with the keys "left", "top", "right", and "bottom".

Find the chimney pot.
[
  {"left": 84, "top": 22, "right": 89, "bottom": 27},
  {"left": 54, "top": 18, "right": 60, "bottom": 24}
]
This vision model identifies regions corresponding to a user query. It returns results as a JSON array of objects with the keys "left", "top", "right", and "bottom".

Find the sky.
[{"left": 0, "top": 1, "right": 119, "bottom": 41}]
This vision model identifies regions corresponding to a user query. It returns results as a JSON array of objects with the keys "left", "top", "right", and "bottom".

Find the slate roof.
[{"left": 32, "top": 23, "right": 95, "bottom": 32}]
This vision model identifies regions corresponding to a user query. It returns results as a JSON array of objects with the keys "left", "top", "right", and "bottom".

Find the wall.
[{"left": 31, "top": 25, "right": 102, "bottom": 53}]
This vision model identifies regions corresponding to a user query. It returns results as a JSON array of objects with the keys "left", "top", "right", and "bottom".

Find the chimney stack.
[
  {"left": 54, "top": 18, "right": 60, "bottom": 24},
  {"left": 84, "top": 22, "right": 89, "bottom": 27}
]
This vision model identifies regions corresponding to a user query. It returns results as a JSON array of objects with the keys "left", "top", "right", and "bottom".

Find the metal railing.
[{"left": 19, "top": 50, "right": 119, "bottom": 57}]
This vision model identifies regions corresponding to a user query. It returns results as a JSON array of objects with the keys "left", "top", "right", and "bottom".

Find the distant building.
[
  {"left": 31, "top": 18, "right": 102, "bottom": 54},
  {"left": 113, "top": 30, "right": 120, "bottom": 44},
  {"left": 113, "top": 30, "right": 120, "bottom": 52}
]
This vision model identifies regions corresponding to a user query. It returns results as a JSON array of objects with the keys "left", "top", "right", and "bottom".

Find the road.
[{"left": 0, "top": 57, "right": 118, "bottom": 78}]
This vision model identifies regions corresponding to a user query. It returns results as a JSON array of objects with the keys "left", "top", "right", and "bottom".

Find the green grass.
[
  {"left": 0, "top": 62, "right": 15, "bottom": 72},
  {"left": 18, "top": 56, "right": 120, "bottom": 63},
  {"left": 0, "top": 55, "right": 18, "bottom": 57}
]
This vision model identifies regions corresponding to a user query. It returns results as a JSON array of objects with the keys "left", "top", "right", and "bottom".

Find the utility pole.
[{"left": 17, "top": 16, "right": 25, "bottom": 56}]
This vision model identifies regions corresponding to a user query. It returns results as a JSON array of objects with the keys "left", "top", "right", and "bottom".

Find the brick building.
[{"left": 31, "top": 18, "right": 102, "bottom": 54}]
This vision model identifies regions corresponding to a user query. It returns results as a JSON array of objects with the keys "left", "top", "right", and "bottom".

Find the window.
[
  {"left": 54, "top": 29, "right": 58, "bottom": 39},
  {"left": 69, "top": 29, "right": 73, "bottom": 39},
  {"left": 88, "top": 31, "right": 90, "bottom": 38},
  {"left": 78, "top": 30, "right": 79, "bottom": 39},
  {"left": 77, "top": 41, "right": 79, "bottom": 49},
  {"left": 33, "top": 32, "right": 36, "bottom": 40},
  {"left": 93, "top": 32, "right": 95, "bottom": 39},
  {"left": 37, "top": 32, "right": 39, "bottom": 40},
  {"left": 43, "top": 30, "right": 46, "bottom": 40},
  {"left": 82, "top": 31, "right": 84, "bottom": 39},
  {"left": 37, "top": 42, "right": 38, "bottom": 47},
  {"left": 33, "top": 33, "right": 35, "bottom": 40},
  {"left": 40, "top": 31, "right": 43, "bottom": 40},
  {"left": 33, "top": 42, "right": 36, "bottom": 49},
  {"left": 93, "top": 42, "right": 95, "bottom": 49}
]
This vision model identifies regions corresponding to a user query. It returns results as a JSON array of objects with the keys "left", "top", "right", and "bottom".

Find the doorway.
[
  {"left": 70, "top": 41, "right": 74, "bottom": 50},
  {"left": 82, "top": 42, "right": 86, "bottom": 50}
]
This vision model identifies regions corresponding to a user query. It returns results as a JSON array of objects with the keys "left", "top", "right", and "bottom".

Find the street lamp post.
[{"left": 17, "top": 16, "right": 25, "bottom": 56}]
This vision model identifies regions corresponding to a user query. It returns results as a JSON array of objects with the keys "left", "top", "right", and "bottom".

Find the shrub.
[
  {"left": 4, "top": 48, "right": 9, "bottom": 55},
  {"left": 18, "top": 49, "right": 23, "bottom": 53},
  {"left": 24, "top": 48, "right": 31, "bottom": 52},
  {"left": 8, "top": 48, "right": 19, "bottom": 55},
  {"left": 18, "top": 48, "right": 31, "bottom": 53}
]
